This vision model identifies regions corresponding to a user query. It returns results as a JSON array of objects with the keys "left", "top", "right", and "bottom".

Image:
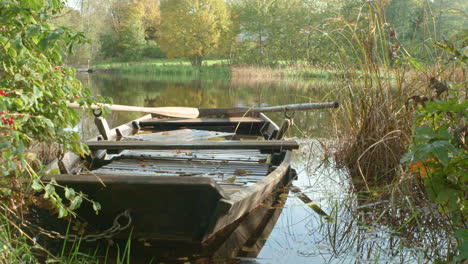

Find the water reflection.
[
  {"left": 78, "top": 73, "right": 336, "bottom": 139},
  {"left": 263, "top": 140, "right": 452, "bottom": 264},
  {"left": 75, "top": 73, "right": 450, "bottom": 263}
]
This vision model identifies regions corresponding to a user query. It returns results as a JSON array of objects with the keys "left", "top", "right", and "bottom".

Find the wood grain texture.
[
  {"left": 86, "top": 140, "right": 299, "bottom": 151},
  {"left": 67, "top": 102, "right": 199, "bottom": 118},
  {"left": 203, "top": 151, "right": 293, "bottom": 241}
]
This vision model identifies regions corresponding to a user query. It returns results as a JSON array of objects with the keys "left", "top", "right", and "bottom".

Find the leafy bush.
[
  {"left": 401, "top": 30, "right": 467, "bottom": 261},
  {"left": 0, "top": 1, "right": 106, "bottom": 260},
  {"left": 403, "top": 99, "right": 467, "bottom": 223}
]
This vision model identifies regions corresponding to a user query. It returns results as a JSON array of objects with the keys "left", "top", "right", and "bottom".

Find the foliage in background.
[
  {"left": 98, "top": 0, "right": 163, "bottom": 61},
  {"left": 159, "top": 0, "right": 232, "bottom": 66},
  {"left": 59, "top": 0, "right": 466, "bottom": 65}
]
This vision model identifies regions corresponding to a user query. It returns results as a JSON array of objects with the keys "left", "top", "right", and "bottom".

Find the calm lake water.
[{"left": 76, "top": 73, "right": 449, "bottom": 264}]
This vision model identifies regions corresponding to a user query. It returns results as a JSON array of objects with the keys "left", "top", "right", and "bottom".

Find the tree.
[
  {"left": 96, "top": 0, "right": 162, "bottom": 60},
  {"left": 230, "top": 0, "right": 338, "bottom": 65},
  {"left": 159, "top": 0, "right": 231, "bottom": 66},
  {"left": 139, "top": 0, "right": 161, "bottom": 41}
]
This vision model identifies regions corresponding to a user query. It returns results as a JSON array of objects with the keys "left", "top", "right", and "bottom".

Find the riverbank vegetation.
[
  {"left": 1, "top": 0, "right": 466, "bottom": 262},
  {"left": 0, "top": 0, "right": 110, "bottom": 262}
]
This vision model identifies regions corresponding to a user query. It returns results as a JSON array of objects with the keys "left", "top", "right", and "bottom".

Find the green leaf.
[
  {"left": 436, "top": 188, "right": 456, "bottom": 204},
  {"left": 44, "top": 183, "right": 55, "bottom": 194},
  {"left": 31, "top": 179, "right": 43, "bottom": 191},
  {"left": 406, "top": 57, "right": 428, "bottom": 71},
  {"left": 58, "top": 206, "right": 68, "bottom": 218},
  {"left": 42, "top": 118, "right": 54, "bottom": 128},
  {"left": 431, "top": 142, "right": 450, "bottom": 167},
  {"left": 414, "top": 126, "right": 437, "bottom": 140},
  {"left": 12, "top": 33, "right": 23, "bottom": 49},
  {"left": 7, "top": 47, "right": 17, "bottom": 57},
  {"left": 26, "top": 24, "right": 41, "bottom": 38},
  {"left": 454, "top": 228, "right": 468, "bottom": 261},
  {"left": 33, "top": 85, "right": 43, "bottom": 98},
  {"left": 48, "top": 168, "right": 59, "bottom": 175},
  {"left": 69, "top": 196, "right": 82, "bottom": 210},
  {"left": 0, "top": 36, "right": 8, "bottom": 45},
  {"left": 92, "top": 201, "right": 101, "bottom": 213},
  {"left": 64, "top": 187, "right": 75, "bottom": 200},
  {"left": 400, "top": 152, "right": 414, "bottom": 164}
]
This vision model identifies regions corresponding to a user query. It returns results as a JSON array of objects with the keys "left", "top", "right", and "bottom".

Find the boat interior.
[
  {"left": 73, "top": 111, "right": 297, "bottom": 197},
  {"left": 40, "top": 110, "right": 298, "bottom": 242}
]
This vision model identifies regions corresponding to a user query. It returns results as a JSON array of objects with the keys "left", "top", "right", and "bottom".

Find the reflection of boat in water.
[
  {"left": 129, "top": 188, "right": 288, "bottom": 263},
  {"left": 43, "top": 107, "right": 299, "bottom": 243},
  {"left": 210, "top": 189, "right": 287, "bottom": 260}
]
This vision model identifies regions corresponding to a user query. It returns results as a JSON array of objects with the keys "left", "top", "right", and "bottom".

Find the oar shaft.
[{"left": 255, "top": 102, "right": 338, "bottom": 113}]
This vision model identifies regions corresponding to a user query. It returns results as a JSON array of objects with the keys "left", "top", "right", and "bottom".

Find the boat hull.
[{"left": 41, "top": 111, "right": 297, "bottom": 243}]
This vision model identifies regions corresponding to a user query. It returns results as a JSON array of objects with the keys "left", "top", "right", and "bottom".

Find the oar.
[
  {"left": 66, "top": 102, "right": 200, "bottom": 119},
  {"left": 67, "top": 101, "right": 339, "bottom": 119}
]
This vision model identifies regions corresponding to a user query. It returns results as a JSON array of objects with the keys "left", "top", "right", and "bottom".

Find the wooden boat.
[
  {"left": 44, "top": 109, "right": 297, "bottom": 242},
  {"left": 42, "top": 104, "right": 334, "bottom": 243}
]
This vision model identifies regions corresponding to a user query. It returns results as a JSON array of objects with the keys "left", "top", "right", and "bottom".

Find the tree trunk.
[{"left": 190, "top": 56, "right": 202, "bottom": 67}]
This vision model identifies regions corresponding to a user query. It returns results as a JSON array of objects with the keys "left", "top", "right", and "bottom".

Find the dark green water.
[{"left": 76, "top": 73, "right": 450, "bottom": 264}]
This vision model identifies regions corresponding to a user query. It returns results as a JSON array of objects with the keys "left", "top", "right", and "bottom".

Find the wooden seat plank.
[
  {"left": 141, "top": 117, "right": 265, "bottom": 125},
  {"left": 86, "top": 140, "right": 299, "bottom": 151}
]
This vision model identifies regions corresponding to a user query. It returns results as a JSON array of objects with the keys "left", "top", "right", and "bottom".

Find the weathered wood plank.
[
  {"left": 92, "top": 158, "right": 270, "bottom": 185},
  {"left": 43, "top": 173, "right": 228, "bottom": 241},
  {"left": 125, "top": 129, "right": 235, "bottom": 142},
  {"left": 94, "top": 117, "right": 111, "bottom": 140},
  {"left": 86, "top": 140, "right": 299, "bottom": 151},
  {"left": 43, "top": 173, "right": 229, "bottom": 198},
  {"left": 276, "top": 119, "right": 292, "bottom": 140},
  {"left": 141, "top": 117, "right": 265, "bottom": 125},
  {"left": 120, "top": 149, "right": 268, "bottom": 163},
  {"left": 203, "top": 151, "right": 293, "bottom": 241}
]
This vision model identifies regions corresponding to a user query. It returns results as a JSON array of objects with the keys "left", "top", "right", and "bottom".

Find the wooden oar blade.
[
  {"left": 66, "top": 102, "right": 200, "bottom": 118},
  {"left": 148, "top": 107, "right": 199, "bottom": 119}
]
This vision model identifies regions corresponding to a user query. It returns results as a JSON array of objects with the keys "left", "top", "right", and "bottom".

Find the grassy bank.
[
  {"left": 91, "top": 59, "right": 345, "bottom": 80},
  {"left": 91, "top": 59, "right": 231, "bottom": 78}
]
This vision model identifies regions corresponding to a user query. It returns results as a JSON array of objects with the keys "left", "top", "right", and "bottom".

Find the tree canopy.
[
  {"left": 56, "top": 0, "right": 466, "bottom": 65},
  {"left": 159, "top": 0, "right": 231, "bottom": 66}
]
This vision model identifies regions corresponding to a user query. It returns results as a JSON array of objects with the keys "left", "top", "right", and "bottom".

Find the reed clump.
[
  {"left": 326, "top": 2, "right": 467, "bottom": 260},
  {"left": 335, "top": 90, "right": 412, "bottom": 188},
  {"left": 327, "top": 1, "right": 419, "bottom": 189},
  {"left": 231, "top": 64, "right": 333, "bottom": 80}
]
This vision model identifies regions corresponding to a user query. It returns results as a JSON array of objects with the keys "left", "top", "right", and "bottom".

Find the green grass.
[
  {"left": 91, "top": 59, "right": 344, "bottom": 80},
  {"left": 91, "top": 59, "right": 231, "bottom": 79}
]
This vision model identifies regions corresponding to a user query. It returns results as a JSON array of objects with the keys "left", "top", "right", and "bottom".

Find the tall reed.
[{"left": 326, "top": 1, "right": 422, "bottom": 189}]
